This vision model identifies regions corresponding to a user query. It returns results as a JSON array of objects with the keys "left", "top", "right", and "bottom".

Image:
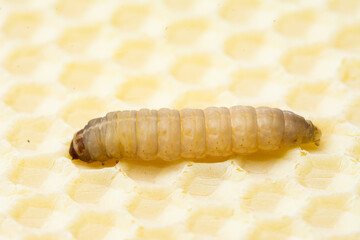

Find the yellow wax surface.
[{"left": 0, "top": 0, "right": 360, "bottom": 239}]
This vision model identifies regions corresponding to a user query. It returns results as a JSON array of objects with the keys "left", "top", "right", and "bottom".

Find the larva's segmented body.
[{"left": 69, "top": 106, "right": 321, "bottom": 163}]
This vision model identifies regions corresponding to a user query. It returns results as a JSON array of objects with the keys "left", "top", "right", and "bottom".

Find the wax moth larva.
[{"left": 69, "top": 106, "right": 321, "bottom": 162}]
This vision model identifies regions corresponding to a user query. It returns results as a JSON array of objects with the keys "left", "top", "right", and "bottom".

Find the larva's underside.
[{"left": 69, "top": 106, "right": 321, "bottom": 163}]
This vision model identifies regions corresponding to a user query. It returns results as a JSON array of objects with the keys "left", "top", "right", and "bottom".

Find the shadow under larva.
[{"left": 69, "top": 105, "right": 321, "bottom": 164}]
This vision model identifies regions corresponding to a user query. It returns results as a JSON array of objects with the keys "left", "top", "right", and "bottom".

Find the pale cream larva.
[{"left": 69, "top": 106, "right": 322, "bottom": 163}]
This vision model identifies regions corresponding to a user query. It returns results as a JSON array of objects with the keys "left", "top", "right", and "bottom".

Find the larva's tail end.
[
  {"left": 69, "top": 140, "right": 79, "bottom": 159},
  {"left": 313, "top": 125, "right": 322, "bottom": 147}
]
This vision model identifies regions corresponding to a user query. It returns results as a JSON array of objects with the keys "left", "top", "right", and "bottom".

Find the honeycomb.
[{"left": 0, "top": 0, "right": 360, "bottom": 239}]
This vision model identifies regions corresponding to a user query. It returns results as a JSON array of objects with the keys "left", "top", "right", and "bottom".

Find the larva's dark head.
[
  {"left": 69, "top": 129, "right": 86, "bottom": 160},
  {"left": 304, "top": 120, "right": 322, "bottom": 146}
]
